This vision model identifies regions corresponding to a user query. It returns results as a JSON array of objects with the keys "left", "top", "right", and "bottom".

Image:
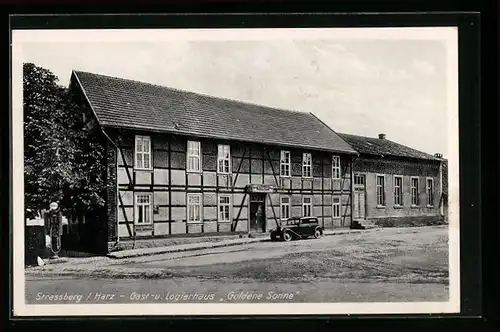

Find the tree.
[{"left": 23, "top": 63, "right": 106, "bottom": 218}]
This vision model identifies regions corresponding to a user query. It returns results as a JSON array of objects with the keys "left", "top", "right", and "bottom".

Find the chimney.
[
  {"left": 378, "top": 133, "right": 386, "bottom": 140},
  {"left": 434, "top": 153, "right": 443, "bottom": 159}
]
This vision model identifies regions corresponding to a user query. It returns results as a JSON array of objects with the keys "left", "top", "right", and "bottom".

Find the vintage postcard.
[{"left": 12, "top": 26, "right": 460, "bottom": 316}]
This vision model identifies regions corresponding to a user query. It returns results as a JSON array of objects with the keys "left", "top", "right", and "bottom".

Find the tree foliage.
[{"left": 24, "top": 63, "right": 106, "bottom": 216}]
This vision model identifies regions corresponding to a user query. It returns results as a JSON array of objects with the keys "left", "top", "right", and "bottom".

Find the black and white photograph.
[{"left": 12, "top": 26, "right": 460, "bottom": 316}]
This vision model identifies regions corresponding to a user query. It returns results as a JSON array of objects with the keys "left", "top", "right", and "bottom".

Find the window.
[
  {"left": 135, "top": 135, "right": 152, "bottom": 170},
  {"left": 280, "top": 196, "right": 290, "bottom": 220},
  {"left": 135, "top": 193, "right": 152, "bottom": 224},
  {"left": 286, "top": 217, "right": 300, "bottom": 226},
  {"left": 354, "top": 174, "right": 365, "bottom": 186},
  {"left": 332, "top": 155, "right": 341, "bottom": 179},
  {"left": 393, "top": 176, "right": 403, "bottom": 206},
  {"left": 427, "top": 178, "right": 434, "bottom": 206},
  {"left": 187, "top": 141, "right": 201, "bottom": 172},
  {"left": 333, "top": 197, "right": 341, "bottom": 218},
  {"left": 301, "top": 217, "right": 317, "bottom": 225},
  {"left": 280, "top": 151, "right": 291, "bottom": 177},
  {"left": 187, "top": 194, "right": 202, "bottom": 223},
  {"left": 302, "top": 196, "right": 312, "bottom": 217},
  {"left": 302, "top": 153, "right": 312, "bottom": 178},
  {"left": 217, "top": 144, "right": 231, "bottom": 174},
  {"left": 411, "top": 177, "right": 419, "bottom": 206},
  {"left": 218, "top": 195, "right": 231, "bottom": 222},
  {"left": 376, "top": 175, "right": 385, "bottom": 206}
]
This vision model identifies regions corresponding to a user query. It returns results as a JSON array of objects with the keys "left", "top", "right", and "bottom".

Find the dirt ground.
[{"left": 25, "top": 226, "right": 450, "bottom": 304}]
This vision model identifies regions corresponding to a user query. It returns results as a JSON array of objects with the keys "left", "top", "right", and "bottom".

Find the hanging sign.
[{"left": 245, "top": 184, "right": 277, "bottom": 193}]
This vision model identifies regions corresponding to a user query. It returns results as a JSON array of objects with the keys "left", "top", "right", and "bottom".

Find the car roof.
[{"left": 287, "top": 217, "right": 318, "bottom": 221}]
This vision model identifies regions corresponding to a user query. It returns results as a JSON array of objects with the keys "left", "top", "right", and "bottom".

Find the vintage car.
[{"left": 270, "top": 217, "right": 323, "bottom": 242}]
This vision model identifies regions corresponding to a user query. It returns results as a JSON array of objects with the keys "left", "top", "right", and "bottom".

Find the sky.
[{"left": 14, "top": 29, "right": 456, "bottom": 157}]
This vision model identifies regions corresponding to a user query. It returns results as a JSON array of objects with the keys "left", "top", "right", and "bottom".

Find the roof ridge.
[
  {"left": 338, "top": 132, "right": 437, "bottom": 159},
  {"left": 309, "top": 114, "right": 359, "bottom": 156},
  {"left": 72, "top": 69, "right": 311, "bottom": 117}
]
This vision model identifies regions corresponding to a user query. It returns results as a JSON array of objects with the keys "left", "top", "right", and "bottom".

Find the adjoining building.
[
  {"left": 68, "top": 70, "right": 358, "bottom": 252},
  {"left": 338, "top": 133, "right": 447, "bottom": 227}
]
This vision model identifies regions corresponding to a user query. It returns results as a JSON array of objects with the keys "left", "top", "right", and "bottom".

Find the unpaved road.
[{"left": 25, "top": 226, "right": 449, "bottom": 304}]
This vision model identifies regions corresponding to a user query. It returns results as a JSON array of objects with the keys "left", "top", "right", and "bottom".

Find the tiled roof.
[
  {"left": 338, "top": 133, "right": 440, "bottom": 161},
  {"left": 72, "top": 70, "right": 357, "bottom": 154}
]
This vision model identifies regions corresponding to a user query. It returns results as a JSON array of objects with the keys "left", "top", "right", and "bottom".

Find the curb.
[
  {"left": 107, "top": 237, "right": 267, "bottom": 259},
  {"left": 107, "top": 227, "right": 379, "bottom": 260}
]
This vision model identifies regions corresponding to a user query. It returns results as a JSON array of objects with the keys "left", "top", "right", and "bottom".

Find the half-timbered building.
[{"left": 68, "top": 71, "right": 358, "bottom": 252}]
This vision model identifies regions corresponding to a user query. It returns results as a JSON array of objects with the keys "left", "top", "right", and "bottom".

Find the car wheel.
[
  {"left": 314, "top": 229, "right": 322, "bottom": 239},
  {"left": 270, "top": 231, "right": 277, "bottom": 241},
  {"left": 282, "top": 231, "right": 292, "bottom": 242}
]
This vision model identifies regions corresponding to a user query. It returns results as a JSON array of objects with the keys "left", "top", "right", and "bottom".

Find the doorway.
[
  {"left": 353, "top": 174, "right": 366, "bottom": 220},
  {"left": 353, "top": 191, "right": 366, "bottom": 220},
  {"left": 249, "top": 194, "right": 266, "bottom": 233}
]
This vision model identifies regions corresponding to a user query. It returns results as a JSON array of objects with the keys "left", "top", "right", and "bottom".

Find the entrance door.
[
  {"left": 353, "top": 174, "right": 366, "bottom": 220},
  {"left": 353, "top": 191, "right": 366, "bottom": 220},
  {"left": 249, "top": 194, "right": 266, "bottom": 233}
]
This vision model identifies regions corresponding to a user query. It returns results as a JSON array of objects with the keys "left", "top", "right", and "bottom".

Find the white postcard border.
[{"left": 12, "top": 26, "right": 460, "bottom": 317}]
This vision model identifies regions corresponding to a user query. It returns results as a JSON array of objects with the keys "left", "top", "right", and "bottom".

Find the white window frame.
[
  {"left": 426, "top": 177, "right": 434, "bottom": 207},
  {"left": 187, "top": 194, "right": 202, "bottom": 223},
  {"left": 217, "top": 144, "right": 231, "bottom": 174},
  {"left": 376, "top": 174, "right": 386, "bottom": 207},
  {"left": 302, "top": 153, "right": 312, "bottom": 178},
  {"left": 134, "top": 193, "right": 153, "bottom": 225},
  {"left": 393, "top": 175, "right": 403, "bottom": 206},
  {"left": 354, "top": 173, "right": 365, "bottom": 186},
  {"left": 332, "top": 196, "right": 341, "bottom": 218},
  {"left": 280, "top": 150, "right": 291, "bottom": 177},
  {"left": 302, "top": 196, "right": 313, "bottom": 217},
  {"left": 410, "top": 176, "right": 420, "bottom": 206},
  {"left": 280, "top": 196, "right": 291, "bottom": 220},
  {"left": 186, "top": 141, "right": 202, "bottom": 173},
  {"left": 332, "top": 155, "right": 341, "bottom": 180},
  {"left": 134, "top": 135, "right": 152, "bottom": 170},
  {"left": 218, "top": 194, "right": 231, "bottom": 223}
]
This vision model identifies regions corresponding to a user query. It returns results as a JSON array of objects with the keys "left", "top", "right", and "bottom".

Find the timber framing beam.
[
  {"left": 232, "top": 191, "right": 248, "bottom": 232},
  {"left": 232, "top": 148, "right": 248, "bottom": 188},
  {"left": 117, "top": 192, "right": 133, "bottom": 237},
  {"left": 265, "top": 149, "right": 280, "bottom": 187},
  {"left": 267, "top": 193, "right": 280, "bottom": 229}
]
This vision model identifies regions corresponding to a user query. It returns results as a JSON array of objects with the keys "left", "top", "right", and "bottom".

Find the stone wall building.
[{"left": 339, "top": 133, "right": 447, "bottom": 227}]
